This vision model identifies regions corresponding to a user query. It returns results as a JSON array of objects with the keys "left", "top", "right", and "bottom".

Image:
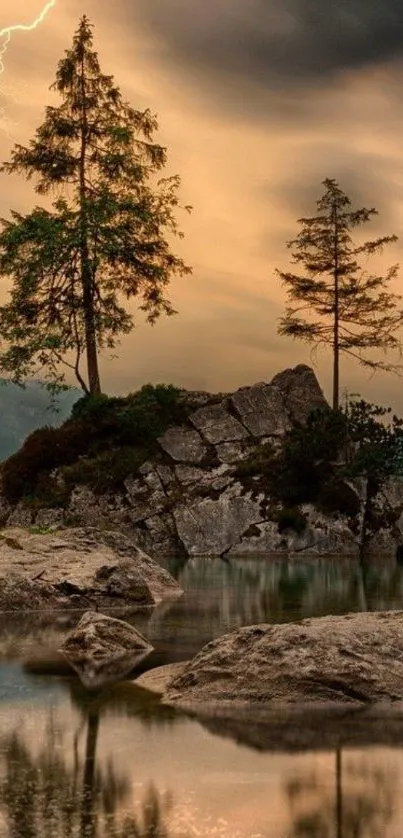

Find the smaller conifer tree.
[{"left": 276, "top": 178, "right": 402, "bottom": 409}]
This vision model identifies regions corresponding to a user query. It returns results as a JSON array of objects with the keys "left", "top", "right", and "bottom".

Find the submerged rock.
[
  {"left": 135, "top": 662, "right": 188, "bottom": 694},
  {"left": 61, "top": 611, "right": 153, "bottom": 688},
  {"left": 0, "top": 526, "right": 182, "bottom": 611},
  {"left": 164, "top": 611, "right": 403, "bottom": 708}
]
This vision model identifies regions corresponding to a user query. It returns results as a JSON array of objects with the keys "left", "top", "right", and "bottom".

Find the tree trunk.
[
  {"left": 335, "top": 748, "right": 343, "bottom": 838},
  {"left": 80, "top": 711, "right": 100, "bottom": 838},
  {"left": 333, "top": 206, "right": 340, "bottom": 411},
  {"left": 79, "top": 49, "right": 101, "bottom": 396}
]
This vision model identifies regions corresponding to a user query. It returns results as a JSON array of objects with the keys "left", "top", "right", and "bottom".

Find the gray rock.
[
  {"left": 190, "top": 404, "right": 249, "bottom": 444},
  {"left": 67, "top": 487, "right": 130, "bottom": 528},
  {"left": 216, "top": 441, "right": 250, "bottom": 464},
  {"left": 175, "top": 465, "right": 205, "bottom": 485},
  {"left": 175, "top": 464, "right": 233, "bottom": 494},
  {"left": 174, "top": 494, "right": 263, "bottom": 555},
  {"left": 61, "top": 611, "right": 153, "bottom": 688},
  {"left": 127, "top": 490, "right": 167, "bottom": 524},
  {"left": 165, "top": 611, "right": 403, "bottom": 708},
  {"left": 7, "top": 504, "right": 34, "bottom": 528},
  {"left": 0, "top": 527, "right": 182, "bottom": 611},
  {"left": 138, "top": 512, "right": 181, "bottom": 557},
  {"left": 155, "top": 465, "right": 176, "bottom": 489},
  {"left": 270, "top": 364, "right": 327, "bottom": 423},
  {"left": 158, "top": 426, "right": 207, "bottom": 463},
  {"left": 226, "top": 521, "right": 286, "bottom": 555},
  {"left": 230, "top": 384, "right": 290, "bottom": 437},
  {"left": 34, "top": 508, "right": 65, "bottom": 529},
  {"left": 375, "top": 476, "right": 403, "bottom": 513}
]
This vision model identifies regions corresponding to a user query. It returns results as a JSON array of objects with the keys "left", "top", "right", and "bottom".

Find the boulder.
[
  {"left": 0, "top": 527, "right": 182, "bottom": 611},
  {"left": 61, "top": 611, "right": 153, "bottom": 688},
  {"left": 135, "top": 662, "right": 188, "bottom": 694},
  {"left": 164, "top": 611, "right": 403, "bottom": 708}
]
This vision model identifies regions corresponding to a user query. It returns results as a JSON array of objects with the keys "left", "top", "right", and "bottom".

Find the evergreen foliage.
[
  {"left": 277, "top": 179, "right": 402, "bottom": 409},
  {"left": 0, "top": 384, "right": 185, "bottom": 503},
  {"left": 236, "top": 400, "right": 403, "bottom": 523},
  {"left": 0, "top": 17, "right": 191, "bottom": 396}
]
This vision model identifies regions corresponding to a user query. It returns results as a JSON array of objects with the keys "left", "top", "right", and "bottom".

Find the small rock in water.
[{"left": 61, "top": 611, "right": 154, "bottom": 689}]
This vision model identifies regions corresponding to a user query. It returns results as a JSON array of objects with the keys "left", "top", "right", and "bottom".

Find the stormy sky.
[{"left": 1, "top": 0, "right": 403, "bottom": 407}]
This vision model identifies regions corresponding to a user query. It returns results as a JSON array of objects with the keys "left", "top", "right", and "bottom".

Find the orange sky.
[{"left": 1, "top": 0, "right": 403, "bottom": 408}]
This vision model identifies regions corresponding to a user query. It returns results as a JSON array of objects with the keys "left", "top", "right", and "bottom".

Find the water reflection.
[
  {"left": 286, "top": 750, "right": 394, "bottom": 838},
  {"left": 138, "top": 557, "right": 403, "bottom": 670},
  {"left": 1, "top": 557, "right": 403, "bottom": 836},
  {"left": 0, "top": 683, "right": 177, "bottom": 838},
  {"left": 1, "top": 667, "right": 403, "bottom": 837},
  {"left": 2, "top": 557, "right": 403, "bottom": 676}
]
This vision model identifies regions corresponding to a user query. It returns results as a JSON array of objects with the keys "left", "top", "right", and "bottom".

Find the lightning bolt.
[
  {"left": 0, "top": 2, "right": 56, "bottom": 135},
  {"left": 0, "top": 1, "right": 57, "bottom": 76}
]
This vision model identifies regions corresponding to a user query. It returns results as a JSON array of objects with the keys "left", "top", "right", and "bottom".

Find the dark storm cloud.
[
  {"left": 133, "top": 0, "right": 403, "bottom": 88},
  {"left": 257, "top": 143, "right": 401, "bottom": 226}
]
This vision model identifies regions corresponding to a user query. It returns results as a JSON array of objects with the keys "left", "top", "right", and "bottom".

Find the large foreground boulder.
[
  {"left": 164, "top": 611, "right": 403, "bottom": 708},
  {"left": 0, "top": 527, "right": 182, "bottom": 611},
  {"left": 61, "top": 611, "right": 153, "bottom": 688}
]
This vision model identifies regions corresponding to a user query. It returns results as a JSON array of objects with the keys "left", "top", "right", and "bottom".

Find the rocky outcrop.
[
  {"left": 2, "top": 364, "right": 398, "bottom": 557},
  {"left": 164, "top": 611, "right": 403, "bottom": 708},
  {"left": 61, "top": 611, "right": 153, "bottom": 688},
  {"left": 0, "top": 527, "right": 182, "bottom": 611},
  {"left": 226, "top": 504, "right": 359, "bottom": 556},
  {"left": 270, "top": 365, "right": 327, "bottom": 422}
]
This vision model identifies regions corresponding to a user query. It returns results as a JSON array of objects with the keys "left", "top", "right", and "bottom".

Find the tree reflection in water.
[
  {"left": 0, "top": 695, "right": 175, "bottom": 838},
  {"left": 285, "top": 749, "right": 395, "bottom": 838}
]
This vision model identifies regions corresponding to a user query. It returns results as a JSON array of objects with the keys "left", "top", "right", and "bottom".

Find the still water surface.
[{"left": 0, "top": 556, "right": 403, "bottom": 837}]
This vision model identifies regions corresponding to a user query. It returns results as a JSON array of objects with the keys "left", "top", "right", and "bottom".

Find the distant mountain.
[{"left": 0, "top": 380, "right": 81, "bottom": 461}]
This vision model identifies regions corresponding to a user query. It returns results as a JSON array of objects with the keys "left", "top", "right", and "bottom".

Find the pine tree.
[
  {"left": 0, "top": 16, "right": 191, "bottom": 395},
  {"left": 276, "top": 178, "right": 402, "bottom": 409}
]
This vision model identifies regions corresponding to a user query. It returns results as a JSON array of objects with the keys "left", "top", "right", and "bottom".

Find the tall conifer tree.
[
  {"left": 277, "top": 179, "right": 402, "bottom": 409},
  {"left": 0, "top": 17, "right": 191, "bottom": 395}
]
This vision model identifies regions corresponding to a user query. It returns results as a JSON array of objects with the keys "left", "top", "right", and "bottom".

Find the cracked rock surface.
[
  {"left": 164, "top": 610, "right": 403, "bottom": 708},
  {"left": 0, "top": 527, "right": 182, "bottom": 611}
]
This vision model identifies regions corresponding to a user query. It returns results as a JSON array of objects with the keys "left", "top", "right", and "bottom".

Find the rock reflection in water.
[{"left": 2, "top": 558, "right": 403, "bottom": 676}]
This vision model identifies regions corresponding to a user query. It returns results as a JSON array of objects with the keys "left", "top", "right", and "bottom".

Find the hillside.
[{"left": 0, "top": 380, "right": 80, "bottom": 461}]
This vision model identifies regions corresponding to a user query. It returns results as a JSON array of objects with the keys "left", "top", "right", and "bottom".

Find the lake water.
[{"left": 1, "top": 555, "right": 403, "bottom": 837}]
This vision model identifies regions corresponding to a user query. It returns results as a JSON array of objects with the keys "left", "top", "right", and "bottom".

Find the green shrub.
[
  {"left": 317, "top": 477, "right": 361, "bottom": 518},
  {"left": 277, "top": 507, "right": 307, "bottom": 535},
  {"left": 1, "top": 383, "right": 186, "bottom": 503},
  {"left": 1, "top": 422, "right": 88, "bottom": 502},
  {"left": 61, "top": 446, "right": 150, "bottom": 494},
  {"left": 234, "top": 442, "right": 275, "bottom": 478}
]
